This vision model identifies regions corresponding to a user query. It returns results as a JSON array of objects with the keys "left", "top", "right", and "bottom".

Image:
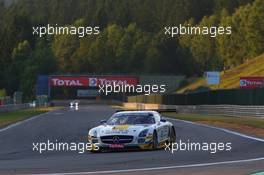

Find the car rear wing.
[{"left": 116, "top": 108, "right": 177, "bottom": 113}]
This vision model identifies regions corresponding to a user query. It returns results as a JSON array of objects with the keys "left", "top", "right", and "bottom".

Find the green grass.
[
  {"left": 177, "top": 53, "right": 264, "bottom": 93},
  {"left": 164, "top": 113, "right": 264, "bottom": 129},
  {"left": 0, "top": 107, "right": 59, "bottom": 128}
]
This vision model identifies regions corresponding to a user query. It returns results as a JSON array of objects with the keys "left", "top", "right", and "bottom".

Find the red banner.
[
  {"left": 50, "top": 77, "right": 89, "bottom": 87},
  {"left": 88, "top": 76, "right": 138, "bottom": 87},
  {"left": 240, "top": 77, "right": 264, "bottom": 89},
  {"left": 50, "top": 76, "right": 139, "bottom": 87}
]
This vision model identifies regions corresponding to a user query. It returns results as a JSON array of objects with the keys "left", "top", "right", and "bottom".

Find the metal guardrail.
[
  {"left": 123, "top": 103, "right": 264, "bottom": 117},
  {"left": 0, "top": 103, "right": 31, "bottom": 112},
  {"left": 175, "top": 105, "right": 264, "bottom": 117}
]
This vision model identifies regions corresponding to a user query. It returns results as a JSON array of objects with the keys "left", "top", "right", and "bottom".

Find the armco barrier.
[
  {"left": 123, "top": 103, "right": 264, "bottom": 117},
  {"left": 0, "top": 103, "right": 31, "bottom": 112},
  {"left": 175, "top": 105, "right": 264, "bottom": 117},
  {"left": 127, "top": 88, "right": 264, "bottom": 105}
]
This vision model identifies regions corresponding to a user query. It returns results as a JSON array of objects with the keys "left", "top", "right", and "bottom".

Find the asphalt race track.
[{"left": 0, "top": 105, "right": 264, "bottom": 175}]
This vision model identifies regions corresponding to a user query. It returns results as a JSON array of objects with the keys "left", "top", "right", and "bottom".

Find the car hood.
[{"left": 95, "top": 124, "right": 151, "bottom": 136}]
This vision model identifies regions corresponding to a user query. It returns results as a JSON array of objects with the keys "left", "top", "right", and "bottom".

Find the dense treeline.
[
  {"left": 180, "top": 0, "right": 264, "bottom": 70},
  {"left": 0, "top": 0, "right": 263, "bottom": 99}
]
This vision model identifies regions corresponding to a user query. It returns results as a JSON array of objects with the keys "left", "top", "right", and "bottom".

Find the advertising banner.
[
  {"left": 240, "top": 77, "right": 264, "bottom": 89},
  {"left": 50, "top": 77, "right": 89, "bottom": 87},
  {"left": 50, "top": 76, "right": 139, "bottom": 87},
  {"left": 88, "top": 76, "right": 139, "bottom": 87},
  {"left": 205, "top": 71, "right": 220, "bottom": 85}
]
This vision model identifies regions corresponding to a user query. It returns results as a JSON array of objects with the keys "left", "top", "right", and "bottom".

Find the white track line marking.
[
  {"left": 165, "top": 117, "right": 264, "bottom": 142},
  {"left": 0, "top": 111, "right": 55, "bottom": 133},
  {"left": 32, "top": 157, "right": 264, "bottom": 175}
]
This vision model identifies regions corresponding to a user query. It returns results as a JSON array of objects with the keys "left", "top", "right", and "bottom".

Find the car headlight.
[
  {"left": 89, "top": 130, "right": 97, "bottom": 138},
  {"left": 92, "top": 130, "right": 97, "bottom": 137},
  {"left": 139, "top": 129, "right": 149, "bottom": 137},
  {"left": 88, "top": 130, "right": 99, "bottom": 143}
]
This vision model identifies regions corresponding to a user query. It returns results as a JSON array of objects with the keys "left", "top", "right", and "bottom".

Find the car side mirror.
[
  {"left": 160, "top": 118, "right": 166, "bottom": 122},
  {"left": 100, "top": 120, "right": 107, "bottom": 124}
]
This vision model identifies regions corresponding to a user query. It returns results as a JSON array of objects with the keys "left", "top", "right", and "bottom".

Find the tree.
[
  {"left": 5, "top": 40, "right": 31, "bottom": 95},
  {"left": 19, "top": 38, "right": 56, "bottom": 99},
  {"left": 52, "top": 24, "right": 80, "bottom": 72},
  {"left": 145, "top": 45, "right": 162, "bottom": 73},
  {"left": 0, "top": 0, "right": 262, "bottom": 99},
  {"left": 0, "top": 89, "right": 7, "bottom": 97},
  {"left": 213, "top": 0, "right": 254, "bottom": 14},
  {"left": 246, "top": 0, "right": 264, "bottom": 58},
  {"left": 179, "top": 16, "right": 223, "bottom": 72},
  {"left": 217, "top": 0, "right": 264, "bottom": 68}
]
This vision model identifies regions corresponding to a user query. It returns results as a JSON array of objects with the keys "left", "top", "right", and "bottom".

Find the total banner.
[
  {"left": 50, "top": 76, "right": 139, "bottom": 87},
  {"left": 240, "top": 77, "right": 264, "bottom": 89},
  {"left": 88, "top": 76, "right": 139, "bottom": 87}
]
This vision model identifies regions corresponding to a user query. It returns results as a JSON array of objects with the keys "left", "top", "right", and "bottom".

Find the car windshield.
[{"left": 107, "top": 113, "right": 155, "bottom": 125}]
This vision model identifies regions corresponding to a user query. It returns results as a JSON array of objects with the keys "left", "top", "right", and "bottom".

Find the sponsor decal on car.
[
  {"left": 112, "top": 125, "right": 130, "bottom": 130},
  {"left": 109, "top": 144, "right": 125, "bottom": 149}
]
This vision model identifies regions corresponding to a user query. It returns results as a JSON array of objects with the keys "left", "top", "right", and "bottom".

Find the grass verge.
[
  {"left": 177, "top": 53, "right": 264, "bottom": 93},
  {"left": 164, "top": 113, "right": 264, "bottom": 138},
  {"left": 0, "top": 107, "right": 61, "bottom": 128}
]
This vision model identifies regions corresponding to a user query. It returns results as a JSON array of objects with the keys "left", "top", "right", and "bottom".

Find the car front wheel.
[
  {"left": 169, "top": 127, "right": 176, "bottom": 143},
  {"left": 152, "top": 131, "right": 158, "bottom": 150}
]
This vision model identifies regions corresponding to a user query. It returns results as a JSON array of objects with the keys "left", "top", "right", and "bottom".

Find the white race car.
[{"left": 88, "top": 110, "right": 176, "bottom": 152}]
